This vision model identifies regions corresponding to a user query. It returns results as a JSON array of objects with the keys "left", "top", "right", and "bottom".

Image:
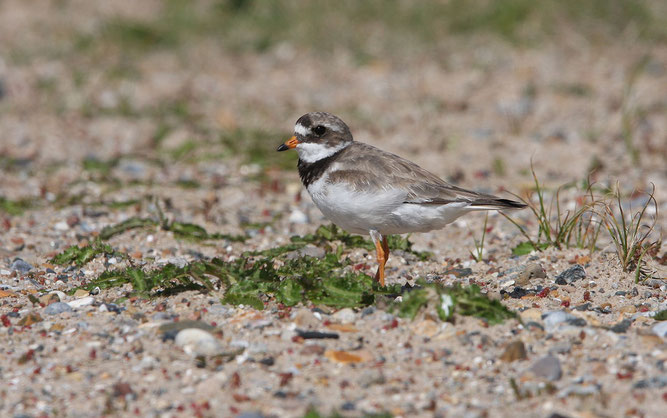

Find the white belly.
[{"left": 305, "top": 176, "right": 470, "bottom": 235}]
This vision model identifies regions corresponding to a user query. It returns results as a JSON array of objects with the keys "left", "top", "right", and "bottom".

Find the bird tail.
[{"left": 467, "top": 197, "right": 527, "bottom": 211}]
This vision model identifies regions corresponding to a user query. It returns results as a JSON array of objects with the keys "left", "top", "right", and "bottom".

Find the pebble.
[
  {"left": 610, "top": 319, "right": 633, "bottom": 333},
  {"left": 333, "top": 308, "right": 356, "bottom": 324},
  {"left": 633, "top": 375, "right": 667, "bottom": 389},
  {"left": 411, "top": 319, "right": 440, "bottom": 337},
  {"left": 288, "top": 209, "right": 309, "bottom": 224},
  {"left": 554, "top": 265, "right": 586, "bottom": 285},
  {"left": 542, "top": 311, "right": 586, "bottom": 331},
  {"left": 68, "top": 297, "right": 95, "bottom": 308},
  {"left": 236, "top": 412, "right": 267, "bottom": 418},
  {"left": 652, "top": 321, "right": 667, "bottom": 338},
  {"left": 519, "top": 308, "right": 542, "bottom": 322},
  {"left": 286, "top": 245, "right": 326, "bottom": 260},
  {"left": 10, "top": 258, "right": 33, "bottom": 274},
  {"left": 358, "top": 369, "right": 385, "bottom": 387},
  {"left": 39, "top": 293, "right": 60, "bottom": 306},
  {"left": 43, "top": 302, "right": 73, "bottom": 315},
  {"left": 528, "top": 355, "right": 562, "bottom": 381},
  {"left": 160, "top": 320, "right": 216, "bottom": 341},
  {"left": 499, "top": 340, "right": 527, "bottom": 362},
  {"left": 515, "top": 263, "right": 547, "bottom": 286},
  {"left": 558, "top": 383, "right": 600, "bottom": 397},
  {"left": 175, "top": 328, "right": 223, "bottom": 356},
  {"left": 73, "top": 289, "right": 90, "bottom": 298}
]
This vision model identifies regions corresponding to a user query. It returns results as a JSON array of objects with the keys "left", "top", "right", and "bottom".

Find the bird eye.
[{"left": 313, "top": 125, "right": 326, "bottom": 136}]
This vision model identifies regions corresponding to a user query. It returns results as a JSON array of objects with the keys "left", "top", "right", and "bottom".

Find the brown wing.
[{"left": 327, "top": 142, "right": 525, "bottom": 209}]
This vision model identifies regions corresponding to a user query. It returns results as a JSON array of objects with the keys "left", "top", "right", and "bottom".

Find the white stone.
[
  {"left": 175, "top": 328, "right": 223, "bottom": 356},
  {"left": 67, "top": 297, "right": 94, "bottom": 308}
]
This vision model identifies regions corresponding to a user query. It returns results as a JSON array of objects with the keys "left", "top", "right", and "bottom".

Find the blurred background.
[{"left": 0, "top": 0, "right": 665, "bottom": 229}]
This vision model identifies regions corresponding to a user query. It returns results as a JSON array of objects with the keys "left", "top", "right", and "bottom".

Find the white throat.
[{"left": 296, "top": 142, "right": 350, "bottom": 163}]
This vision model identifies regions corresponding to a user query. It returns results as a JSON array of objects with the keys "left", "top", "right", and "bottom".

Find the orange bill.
[{"left": 276, "top": 135, "right": 300, "bottom": 152}]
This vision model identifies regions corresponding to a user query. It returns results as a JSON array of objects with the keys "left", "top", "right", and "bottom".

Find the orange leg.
[{"left": 372, "top": 233, "right": 390, "bottom": 287}]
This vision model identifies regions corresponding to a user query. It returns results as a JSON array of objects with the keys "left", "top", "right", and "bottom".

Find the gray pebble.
[
  {"left": 10, "top": 258, "right": 33, "bottom": 274},
  {"left": 286, "top": 245, "right": 326, "bottom": 260},
  {"left": 652, "top": 321, "right": 667, "bottom": 338},
  {"left": 44, "top": 302, "right": 73, "bottom": 315},
  {"left": 610, "top": 319, "right": 633, "bottom": 333},
  {"left": 554, "top": 265, "right": 586, "bottom": 285},
  {"left": 236, "top": 413, "right": 267, "bottom": 418},
  {"left": 633, "top": 375, "right": 667, "bottom": 389},
  {"left": 542, "top": 311, "right": 585, "bottom": 331},
  {"left": 529, "top": 355, "right": 562, "bottom": 381},
  {"left": 558, "top": 383, "right": 600, "bottom": 397}
]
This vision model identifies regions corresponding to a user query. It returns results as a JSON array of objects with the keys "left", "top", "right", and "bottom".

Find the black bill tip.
[{"left": 276, "top": 143, "right": 289, "bottom": 152}]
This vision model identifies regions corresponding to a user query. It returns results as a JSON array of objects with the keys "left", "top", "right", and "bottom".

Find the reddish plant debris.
[
  {"left": 383, "top": 318, "right": 399, "bottom": 330},
  {"left": 617, "top": 372, "right": 634, "bottom": 380},
  {"left": 89, "top": 349, "right": 97, "bottom": 360},
  {"left": 279, "top": 372, "right": 294, "bottom": 386},
  {"left": 230, "top": 371, "right": 241, "bottom": 388},
  {"left": 561, "top": 300, "right": 570, "bottom": 307},
  {"left": 1, "top": 314, "right": 11, "bottom": 327},
  {"left": 537, "top": 288, "right": 550, "bottom": 298},
  {"left": 232, "top": 393, "right": 250, "bottom": 402},
  {"left": 18, "top": 349, "right": 35, "bottom": 365},
  {"left": 583, "top": 291, "right": 591, "bottom": 302}
]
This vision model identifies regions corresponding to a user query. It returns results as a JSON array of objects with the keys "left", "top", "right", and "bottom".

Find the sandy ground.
[{"left": 1, "top": 1, "right": 666, "bottom": 417}]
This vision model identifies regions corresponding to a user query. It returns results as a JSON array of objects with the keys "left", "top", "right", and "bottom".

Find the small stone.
[
  {"left": 39, "top": 293, "right": 60, "bottom": 306},
  {"left": 515, "top": 263, "right": 547, "bottom": 286},
  {"left": 288, "top": 209, "right": 309, "bottom": 224},
  {"left": 300, "top": 344, "right": 326, "bottom": 356},
  {"left": 358, "top": 369, "right": 385, "bottom": 387},
  {"left": 411, "top": 319, "right": 439, "bottom": 337},
  {"left": 292, "top": 310, "right": 319, "bottom": 327},
  {"left": 444, "top": 268, "right": 473, "bottom": 278},
  {"left": 499, "top": 340, "right": 528, "bottom": 362},
  {"left": 610, "top": 319, "right": 633, "bottom": 333},
  {"left": 73, "top": 289, "right": 90, "bottom": 298},
  {"left": 175, "top": 328, "right": 223, "bottom": 356},
  {"left": 166, "top": 257, "right": 188, "bottom": 268},
  {"left": 652, "top": 321, "right": 667, "bottom": 338},
  {"left": 519, "top": 308, "right": 542, "bottom": 322},
  {"left": 286, "top": 245, "right": 326, "bottom": 260},
  {"left": 555, "top": 265, "right": 586, "bottom": 285},
  {"left": 237, "top": 412, "right": 267, "bottom": 418},
  {"left": 44, "top": 302, "right": 73, "bottom": 315},
  {"left": 333, "top": 308, "right": 356, "bottom": 324},
  {"left": 548, "top": 343, "right": 572, "bottom": 355},
  {"left": 619, "top": 305, "right": 637, "bottom": 314},
  {"left": 18, "top": 312, "right": 43, "bottom": 326},
  {"left": 632, "top": 375, "right": 667, "bottom": 389},
  {"left": 68, "top": 297, "right": 94, "bottom": 308},
  {"left": 66, "top": 215, "right": 80, "bottom": 228},
  {"left": 10, "top": 259, "right": 33, "bottom": 274},
  {"left": 542, "top": 311, "right": 575, "bottom": 331},
  {"left": 160, "top": 320, "right": 217, "bottom": 341},
  {"left": 54, "top": 221, "right": 70, "bottom": 231},
  {"left": 558, "top": 384, "right": 600, "bottom": 397},
  {"left": 528, "top": 355, "right": 562, "bottom": 381},
  {"left": 324, "top": 350, "right": 371, "bottom": 364}
]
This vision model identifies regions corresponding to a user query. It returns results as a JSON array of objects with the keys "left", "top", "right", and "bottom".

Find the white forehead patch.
[{"left": 294, "top": 124, "right": 309, "bottom": 137}]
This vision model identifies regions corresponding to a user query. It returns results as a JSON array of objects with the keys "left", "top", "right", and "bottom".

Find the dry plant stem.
[
  {"left": 470, "top": 213, "right": 489, "bottom": 262},
  {"left": 602, "top": 183, "right": 657, "bottom": 273}
]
